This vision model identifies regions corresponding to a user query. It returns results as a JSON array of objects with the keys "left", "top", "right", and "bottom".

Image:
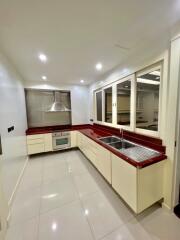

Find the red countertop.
[
  {"left": 78, "top": 128, "right": 166, "bottom": 168},
  {"left": 26, "top": 124, "right": 91, "bottom": 135},
  {"left": 26, "top": 124, "right": 166, "bottom": 168}
]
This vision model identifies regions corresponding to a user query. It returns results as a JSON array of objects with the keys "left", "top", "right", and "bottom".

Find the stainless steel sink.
[
  {"left": 109, "top": 140, "right": 136, "bottom": 150},
  {"left": 98, "top": 136, "right": 121, "bottom": 144},
  {"left": 98, "top": 136, "right": 161, "bottom": 162}
]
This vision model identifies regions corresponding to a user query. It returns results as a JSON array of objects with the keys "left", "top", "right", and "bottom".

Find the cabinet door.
[
  {"left": 44, "top": 133, "right": 53, "bottom": 152},
  {"left": 27, "top": 143, "right": 45, "bottom": 155},
  {"left": 112, "top": 154, "right": 137, "bottom": 212},
  {"left": 96, "top": 144, "right": 111, "bottom": 183},
  {"left": 71, "top": 131, "right": 77, "bottom": 148},
  {"left": 84, "top": 136, "right": 97, "bottom": 167},
  {"left": 77, "top": 132, "right": 82, "bottom": 149},
  {"left": 137, "top": 161, "right": 164, "bottom": 213}
]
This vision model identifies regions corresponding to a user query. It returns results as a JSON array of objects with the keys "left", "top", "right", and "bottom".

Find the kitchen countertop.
[
  {"left": 26, "top": 124, "right": 166, "bottom": 168},
  {"left": 78, "top": 128, "right": 166, "bottom": 168}
]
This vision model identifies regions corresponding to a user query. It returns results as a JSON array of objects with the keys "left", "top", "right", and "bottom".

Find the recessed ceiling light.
[
  {"left": 80, "top": 79, "right": 84, "bottom": 83},
  {"left": 42, "top": 75, "right": 47, "bottom": 80},
  {"left": 96, "top": 62, "right": 103, "bottom": 71},
  {"left": 38, "top": 53, "right": 47, "bottom": 62}
]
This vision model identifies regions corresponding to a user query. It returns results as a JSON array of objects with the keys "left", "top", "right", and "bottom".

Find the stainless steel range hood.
[{"left": 48, "top": 91, "right": 71, "bottom": 112}]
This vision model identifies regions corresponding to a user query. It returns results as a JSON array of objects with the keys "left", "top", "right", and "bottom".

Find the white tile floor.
[{"left": 6, "top": 150, "right": 180, "bottom": 240}]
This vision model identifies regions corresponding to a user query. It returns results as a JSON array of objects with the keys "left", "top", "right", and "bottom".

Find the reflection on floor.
[
  {"left": 6, "top": 150, "right": 180, "bottom": 240},
  {"left": 2, "top": 156, "right": 27, "bottom": 201}
]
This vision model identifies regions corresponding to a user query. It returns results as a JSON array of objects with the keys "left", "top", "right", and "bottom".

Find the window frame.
[
  {"left": 103, "top": 84, "right": 114, "bottom": 125},
  {"left": 93, "top": 62, "right": 163, "bottom": 138},
  {"left": 135, "top": 63, "right": 162, "bottom": 137},
  {"left": 114, "top": 74, "right": 135, "bottom": 131},
  {"left": 94, "top": 90, "right": 103, "bottom": 123}
]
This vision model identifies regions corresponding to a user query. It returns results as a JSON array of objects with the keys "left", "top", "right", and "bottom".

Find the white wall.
[
  {"left": 0, "top": 50, "right": 27, "bottom": 202},
  {"left": 24, "top": 82, "right": 90, "bottom": 125}
]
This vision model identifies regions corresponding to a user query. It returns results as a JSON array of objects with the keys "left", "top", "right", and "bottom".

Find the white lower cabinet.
[
  {"left": 96, "top": 144, "right": 111, "bottom": 183},
  {"left": 27, "top": 130, "right": 165, "bottom": 214},
  {"left": 44, "top": 133, "right": 53, "bottom": 152},
  {"left": 112, "top": 154, "right": 137, "bottom": 211},
  {"left": 77, "top": 132, "right": 111, "bottom": 183},
  {"left": 112, "top": 154, "right": 165, "bottom": 213},
  {"left": 27, "top": 133, "right": 53, "bottom": 155},
  {"left": 71, "top": 131, "right": 77, "bottom": 147}
]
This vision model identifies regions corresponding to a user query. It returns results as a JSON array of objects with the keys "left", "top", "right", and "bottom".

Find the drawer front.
[
  {"left": 27, "top": 134, "right": 44, "bottom": 140},
  {"left": 27, "top": 143, "right": 45, "bottom": 155},
  {"left": 27, "top": 138, "right": 44, "bottom": 145}
]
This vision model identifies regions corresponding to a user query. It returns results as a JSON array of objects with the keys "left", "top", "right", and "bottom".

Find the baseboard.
[
  {"left": 8, "top": 156, "right": 29, "bottom": 207},
  {"left": 162, "top": 202, "right": 172, "bottom": 212}
]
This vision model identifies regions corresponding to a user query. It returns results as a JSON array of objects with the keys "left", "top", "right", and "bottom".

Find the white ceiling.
[{"left": 0, "top": 0, "right": 180, "bottom": 85}]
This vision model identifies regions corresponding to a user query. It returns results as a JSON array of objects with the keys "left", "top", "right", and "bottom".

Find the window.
[
  {"left": 104, "top": 87, "right": 113, "bottom": 123},
  {"left": 93, "top": 62, "right": 162, "bottom": 136},
  {"left": 116, "top": 80, "right": 131, "bottom": 126},
  {"left": 95, "top": 91, "right": 102, "bottom": 121},
  {"left": 136, "top": 68, "right": 161, "bottom": 132}
]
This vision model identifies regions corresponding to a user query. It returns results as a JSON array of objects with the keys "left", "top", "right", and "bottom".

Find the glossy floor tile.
[
  {"left": 6, "top": 217, "right": 39, "bottom": 240},
  {"left": 10, "top": 186, "right": 41, "bottom": 226},
  {"left": 73, "top": 172, "right": 101, "bottom": 198},
  {"left": 101, "top": 218, "right": 153, "bottom": 240},
  {"left": 40, "top": 176, "right": 79, "bottom": 213},
  {"left": 6, "top": 150, "right": 180, "bottom": 240},
  {"left": 81, "top": 191, "right": 134, "bottom": 239},
  {"left": 38, "top": 201, "right": 94, "bottom": 240}
]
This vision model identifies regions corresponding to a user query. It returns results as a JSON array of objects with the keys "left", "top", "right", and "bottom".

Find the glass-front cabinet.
[{"left": 94, "top": 62, "right": 162, "bottom": 136}]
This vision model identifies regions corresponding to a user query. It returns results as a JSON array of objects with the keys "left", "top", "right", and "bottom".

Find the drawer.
[
  {"left": 27, "top": 134, "right": 44, "bottom": 140},
  {"left": 27, "top": 138, "right": 44, "bottom": 145},
  {"left": 27, "top": 143, "right": 45, "bottom": 155}
]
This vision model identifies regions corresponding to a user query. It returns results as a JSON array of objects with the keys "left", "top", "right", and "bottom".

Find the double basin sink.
[{"left": 98, "top": 136, "right": 161, "bottom": 162}]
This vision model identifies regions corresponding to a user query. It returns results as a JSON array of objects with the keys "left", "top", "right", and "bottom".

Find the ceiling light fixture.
[
  {"left": 96, "top": 62, "right": 103, "bottom": 71},
  {"left": 80, "top": 79, "right": 84, "bottom": 83},
  {"left": 38, "top": 53, "right": 47, "bottom": 63},
  {"left": 42, "top": 75, "right": 47, "bottom": 80}
]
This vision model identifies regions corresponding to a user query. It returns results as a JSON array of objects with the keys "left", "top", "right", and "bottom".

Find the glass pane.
[
  {"left": 136, "top": 68, "right": 160, "bottom": 131},
  {"left": 96, "top": 91, "right": 102, "bottom": 121},
  {"left": 56, "top": 138, "right": 68, "bottom": 145},
  {"left": 104, "top": 87, "right": 112, "bottom": 123},
  {"left": 117, "top": 80, "right": 131, "bottom": 126}
]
